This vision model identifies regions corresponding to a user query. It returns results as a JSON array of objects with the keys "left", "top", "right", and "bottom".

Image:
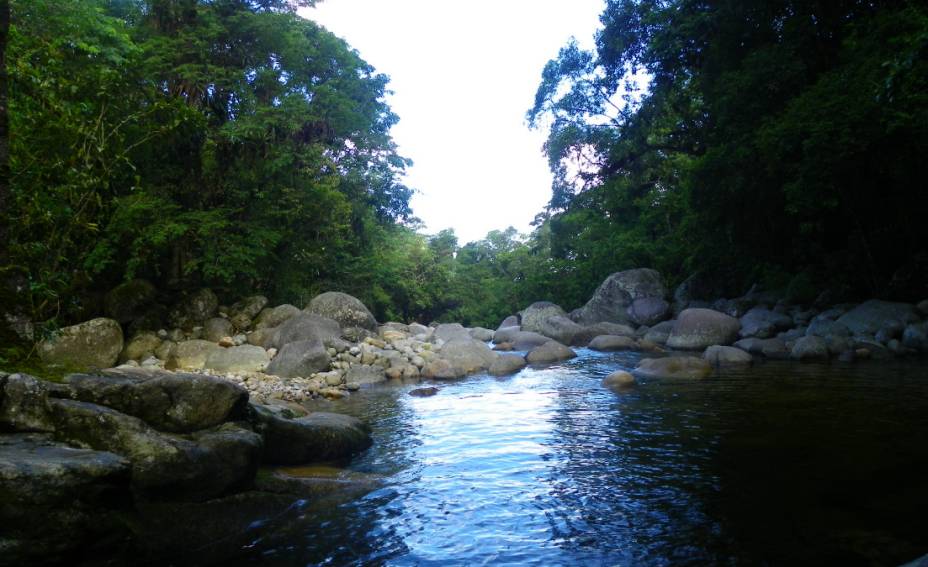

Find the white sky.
[{"left": 300, "top": 0, "right": 605, "bottom": 244}]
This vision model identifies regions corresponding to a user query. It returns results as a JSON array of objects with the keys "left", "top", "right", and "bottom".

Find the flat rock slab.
[{"left": 64, "top": 368, "right": 248, "bottom": 433}]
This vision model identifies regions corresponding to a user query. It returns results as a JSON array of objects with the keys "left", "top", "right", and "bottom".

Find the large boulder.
[
  {"left": 469, "top": 327, "right": 495, "bottom": 342},
  {"left": 204, "top": 345, "right": 270, "bottom": 374},
  {"left": 422, "top": 359, "right": 463, "bottom": 379},
  {"left": 497, "top": 315, "right": 520, "bottom": 331},
  {"left": 626, "top": 297, "right": 671, "bottom": 327},
  {"left": 253, "top": 304, "right": 301, "bottom": 330},
  {"left": 167, "top": 340, "right": 222, "bottom": 371},
  {"left": 603, "top": 370, "right": 636, "bottom": 390},
  {"left": 203, "top": 317, "right": 234, "bottom": 343},
  {"left": 265, "top": 339, "right": 330, "bottom": 379},
  {"left": 526, "top": 341, "right": 576, "bottom": 364},
  {"left": 530, "top": 314, "right": 584, "bottom": 346},
  {"left": 344, "top": 364, "right": 387, "bottom": 386},
  {"left": 272, "top": 313, "right": 342, "bottom": 349},
  {"left": 666, "top": 308, "right": 740, "bottom": 350},
  {"left": 643, "top": 320, "right": 675, "bottom": 345},
  {"left": 806, "top": 318, "right": 851, "bottom": 338},
  {"left": 634, "top": 356, "right": 711, "bottom": 379},
  {"left": 0, "top": 374, "right": 55, "bottom": 432},
  {"left": 103, "top": 279, "right": 157, "bottom": 324},
  {"left": 488, "top": 354, "right": 527, "bottom": 376},
  {"left": 493, "top": 326, "right": 522, "bottom": 344},
  {"left": 439, "top": 338, "right": 498, "bottom": 375},
  {"left": 168, "top": 288, "right": 219, "bottom": 329},
  {"left": 50, "top": 399, "right": 261, "bottom": 501},
  {"left": 574, "top": 322, "right": 637, "bottom": 346},
  {"left": 38, "top": 318, "right": 124, "bottom": 370},
  {"left": 305, "top": 292, "right": 377, "bottom": 331},
  {"left": 496, "top": 329, "right": 552, "bottom": 351},
  {"left": 704, "top": 345, "right": 753, "bottom": 367},
  {"left": 432, "top": 323, "right": 472, "bottom": 343},
  {"left": 836, "top": 300, "right": 920, "bottom": 337},
  {"left": 521, "top": 302, "right": 570, "bottom": 334},
  {"left": 228, "top": 295, "right": 268, "bottom": 330},
  {"left": 250, "top": 406, "right": 372, "bottom": 465},
  {"left": 790, "top": 336, "right": 830, "bottom": 361},
  {"left": 120, "top": 332, "right": 163, "bottom": 363},
  {"left": 739, "top": 308, "right": 794, "bottom": 339},
  {"left": 64, "top": 368, "right": 248, "bottom": 433},
  {"left": 572, "top": 268, "right": 668, "bottom": 325},
  {"left": 902, "top": 322, "right": 928, "bottom": 352},
  {"left": 588, "top": 335, "right": 638, "bottom": 352},
  {"left": 0, "top": 434, "right": 131, "bottom": 565}
]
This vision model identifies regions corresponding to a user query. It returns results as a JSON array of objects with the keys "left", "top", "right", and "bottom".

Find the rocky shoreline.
[{"left": 3, "top": 268, "right": 928, "bottom": 564}]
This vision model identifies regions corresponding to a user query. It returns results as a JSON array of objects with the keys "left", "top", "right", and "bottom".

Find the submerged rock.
[
  {"left": 634, "top": 356, "right": 712, "bottom": 379},
  {"left": 704, "top": 345, "right": 753, "bottom": 367},
  {"left": 603, "top": 370, "right": 636, "bottom": 390},
  {"left": 588, "top": 335, "right": 638, "bottom": 352},
  {"left": 409, "top": 387, "right": 439, "bottom": 397}
]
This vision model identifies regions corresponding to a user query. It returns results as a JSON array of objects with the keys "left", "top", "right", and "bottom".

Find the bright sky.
[{"left": 301, "top": 0, "right": 605, "bottom": 244}]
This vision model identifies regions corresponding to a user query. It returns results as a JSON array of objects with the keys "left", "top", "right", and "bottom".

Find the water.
[{"left": 232, "top": 350, "right": 928, "bottom": 566}]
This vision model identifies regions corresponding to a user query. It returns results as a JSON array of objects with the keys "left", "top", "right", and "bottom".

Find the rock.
[
  {"left": 228, "top": 296, "right": 268, "bottom": 329},
  {"left": 497, "top": 315, "right": 520, "bottom": 330},
  {"left": 305, "top": 291, "right": 377, "bottom": 331},
  {"left": 739, "top": 307, "right": 794, "bottom": 339},
  {"left": 806, "top": 318, "right": 851, "bottom": 338},
  {"left": 423, "top": 359, "right": 462, "bottom": 380},
  {"left": 836, "top": 300, "right": 920, "bottom": 336},
  {"left": 626, "top": 297, "right": 671, "bottom": 326},
  {"left": 538, "top": 315, "right": 586, "bottom": 345},
  {"left": 704, "top": 345, "right": 752, "bottom": 367},
  {"left": 572, "top": 268, "right": 668, "bottom": 325},
  {"left": 643, "top": 320, "right": 675, "bottom": 345},
  {"left": 489, "top": 354, "right": 527, "bottom": 376},
  {"left": 521, "top": 302, "right": 570, "bottom": 334},
  {"left": 37, "top": 318, "right": 124, "bottom": 370},
  {"left": 469, "top": 327, "right": 495, "bottom": 342},
  {"left": 825, "top": 336, "right": 853, "bottom": 356},
  {"left": 272, "top": 313, "right": 343, "bottom": 349},
  {"left": 168, "top": 288, "right": 219, "bottom": 329},
  {"left": 265, "top": 339, "right": 330, "bottom": 378},
  {"left": 250, "top": 406, "right": 371, "bottom": 465},
  {"left": 0, "top": 434, "right": 131, "bottom": 565},
  {"left": 203, "top": 317, "right": 234, "bottom": 343},
  {"left": 253, "top": 304, "right": 301, "bottom": 330},
  {"left": 408, "top": 323, "right": 430, "bottom": 336},
  {"left": 790, "top": 336, "right": 830, "bottom": 361},
  {"left": 492, "top": 342, "right": 513, "bottom": 351},
  {"left": 154, "top": 340, "right": 176, "bottom": 362},
  {"left": 50, "top": 399, "right": 261, "bottom": 500},
  {"left": 120, "top": 331, "right": 162, "bottom": 363},
  {"left": 588, "top": 335, "right": 639, "bottom": 351},
  {"left": 204, "top": 344, "right": 270, "bottom": 373},
  {"left": 409, "top": 387, "right": 439, "bottom": 397},
  {"left": 902, "top": 322, "right": 928, "bottom": 352},
  {"left": 218, "top": 336, "right": 235, "bottom": 348},
  {"left": 526, "top": 341, "right": 576, "bottom": 364},
  {"left": 167, "top": 339, "right": 222, "bottom": 370},
  {"left": 0, "top": 374, "right": 55, "bottom": 432},
  {"left": 345, "top": 364, "right": 387, "bottom": 386},
  {"left": 493, "top": 325, "right": 522, "bottom": 344},
  {"left": 666, "top": 308, "right": 740, "bottom": 350},
  {"left": 603, "top": 370, "right": 636, "bottom": 389},
  {"left": 917, "top": 300, "right": 928, "bottom": 316},
  {"left": 439, "top": 338, "right": 498, "bottom": 375},
  {"left": 712, "top": 298, "right": 753, "bottom": 318},
  {"left": 65, "top": 368, "right": 248, "bottom": 433},
  {"left": 634, "top": 356, "right": 711, "bottom": 379},
  {"left": 103, "top": 279, "right": 157, "bottom": 324},
  {"left": 574, "top": 321, "right": 637, "bottom": 345},
  {"left": 432, "top": 323, "right": 472, "bottom": 343},
  {"left": 760, "top": 338, "right": 790, "bottom": 359}
]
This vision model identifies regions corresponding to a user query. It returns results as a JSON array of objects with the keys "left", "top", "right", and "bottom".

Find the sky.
[{"left": 300, "top": 0, "right": 605, "bottom": 244}]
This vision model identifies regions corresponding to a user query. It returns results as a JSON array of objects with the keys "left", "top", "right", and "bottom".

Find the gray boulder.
[
  {"left": 167, "top": 339, "right": 222, "bottom": 370},
  {"left": 204, "top": 317, "right": 234, "bottom": 343},
  {"left": 704, "top": 345, "right": 753, "bottom": 367},
  {"left": 626, "top": 297, "right": 671, "bottom": 326},
  {"left": 168, "top": 288, "right": 219, "bottom": 329},
  {"left": 469, "top": 327, "right": 495, "bottom": 342},
  {"left": 806, "top": 318, "right": 851, "bottom": 338},
  {"left": 38, "top": 318, "right": 124, "bottom": 370},
  {"left": 422, "top": 359, "right": 463, "bottom": 379},
  {"left": 204, "top": 344, "right": 270, "bottom": 374},
  {"left": 64, "top": 368, "right": 248, "bottom": 433},
  {"left": 902, "top": 322, "right": 928, "bottom": 352},
  {"left": 574, "top": 321, "right": 637, "bottom": 346},
  {"left": 572, "top": 268, "right": 667, "bottom": 325},
  {"left": 0, "top": 374, "right": 55, "bottom": 432},
  {"left": 432, "top": 323, "right": 472, "bottom": 343},
  {"left": 345, "top": 364, "right": 387, "bottom": 386},
  {"left": 790, "top": 336, "right": 830, "bottom": 361},
  {"left": 634, "top": 356, "right": 711, "bottom": 379},
  {"left": 253, "top": 304, "right": 301, "bottom": 330},
  {"left": 439, "top": 338, "right": 498, "bottom": 375},
  {"left": 228, "top": 295, "right": 268, "bottom": 329},
  {"left": 305, "top": 291, "right": 377, "bottom": 331},
  {"left": 507, "top": 330, "right": 553, "bottom": 351},
  {"left": 739, "top": 308, "right": 794, "bottom": 339},
  {"left": 531, "top": 314, "right": 584, "bottom": 345},
  {"left": 521, "top": 302, "right": 570, "bottom": 334},
  {"left": 488, "top": 354, "right": 527, "bottom": 376},
  {"left": 272, "top": 313, "right": 342, "bottom": 349},
  {"left": 265, "top": 339, "right": 330, "bottom": 378},
  {"left": 588, "top": 335, "right": 638, "bottom": 352},
  {"left": 643, "top": 320, "right": 675, "bottom": 345},
  {"left": 408, "top": 323, "right": 430, "bottom": 336},
  {"left": 120, "top": 331, "right": 162, "bottom": 363},
  {"left": 493, "top": 325, "right": 522, "bottom": 344},
  {"left": 0, "top": 434, "right": 130, "bottom": 565},
  {"left": 526, "top": 341, "right": 576, "bottom": 364},
  {"left": 250, "top": 406, "right": 372, "bottom": 465},
  {"left": 666, "top": 308, "right": 740, "bottom": 350},
  {"left": 837, "top": 300, "right": 920, "bottom": 336},
  {"left": 497, "top": 315, "right": 520, "bottom": 330},
  {"left": 104, "top": 279, "right": 157, "bottom": 324}
]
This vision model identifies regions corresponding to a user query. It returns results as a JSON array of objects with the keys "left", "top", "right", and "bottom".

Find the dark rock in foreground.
[{"left": 251, "top": 405, "right": 372, "bottom": 466}]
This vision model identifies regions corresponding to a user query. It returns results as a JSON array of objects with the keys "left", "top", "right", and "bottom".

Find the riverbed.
[{"left": 218, "top": 349, "right": 928, "bottom": 566}]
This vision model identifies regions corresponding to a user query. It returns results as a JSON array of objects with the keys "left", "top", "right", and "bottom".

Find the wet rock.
[
  {"left": 666, "top": 308, "right": 740, "bottom": 350},
  {"left": 305, "top": 291, "right": 377, "bottom": 331},
  {"left": 704, "top": 345, "right": 753, "bottom": 367},
  {"left": 266, "top": 339, "right": 330, "bottom": 378},
  {"left": 588, "top": 335, "right": 638, "bottom": 352},
  {"left": 603, "top": 370, "right": 636, "bottom": 389},
  {"left": 526, "top": 341, "right": 576, "bottom": 364},
  {"left": 250, "top": 406, "right": 372, "bottom": 465},
  {"left": 489, "top": 354, "right": 527, "bottom": 376},
  {"left": 409, "top": 387, "right": 439, "bottom": 397},
  {"left": 64, "top": 368, "right": 248, "bottom": 433},
  {"left": 37, "top": 318, "right": 124, "bottom": 370},
  {"left": 634, "top": 356, "right": 711, "bottom": 379}
]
